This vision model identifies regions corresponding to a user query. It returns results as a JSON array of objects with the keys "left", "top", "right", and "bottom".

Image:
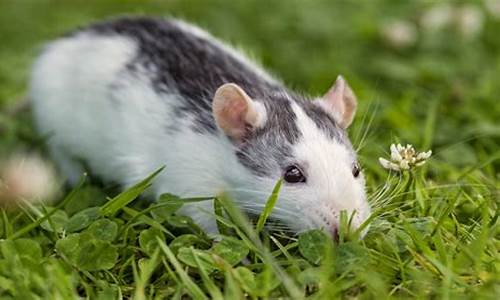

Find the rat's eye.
[
  {"left": 283, "top": 165, "right": 306, "bottom": 183},
  {"left": 352, "top": 163, "right": 361, "bottom": 178}
]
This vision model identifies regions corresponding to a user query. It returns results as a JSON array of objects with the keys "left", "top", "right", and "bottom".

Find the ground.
[{"left": 0, "top": 0, "right": 498, "bottom": 299}]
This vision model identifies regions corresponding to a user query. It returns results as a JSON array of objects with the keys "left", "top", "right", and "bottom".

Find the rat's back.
[{"left": 30, "top": 17, "right": 279, "bottom": 187}]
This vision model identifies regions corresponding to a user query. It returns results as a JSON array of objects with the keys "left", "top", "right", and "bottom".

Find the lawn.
[{"left": 0, "top": 0, "right": 499, "bottom": 299}]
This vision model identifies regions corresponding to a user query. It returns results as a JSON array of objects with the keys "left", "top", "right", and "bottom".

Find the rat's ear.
[
  {"left": 213, "top": 83, "right": 267, "bottom": 142},
  {"left": 316, "top": 75, "right": 358, "bottom": 129}
]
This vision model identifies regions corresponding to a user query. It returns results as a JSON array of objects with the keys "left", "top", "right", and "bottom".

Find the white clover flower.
[
  {"left": 0, "top": 154, "right": 58, "bottom": 205},
  {"left": 420, "top": 4, "right": 454, "bottom": 31},
  {"left": 380, "top": 20, "right": 418, "bottom": 49},
  {"left": 379, "top": 144, "right": 432, "bottom": 172},
  {"left": 420, "top": 3, "right": 484, "bottom": 39},
  {"left": 455, "top": 5, "right": 484, "bottom": 39}
]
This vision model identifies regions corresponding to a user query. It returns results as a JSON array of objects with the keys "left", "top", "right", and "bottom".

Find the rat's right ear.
[
  {"left": 212, "top": 83, "right": 267, "bottom": 143},
  {"left": 316, "top": 75, "right": 358, "bottom": 129}
]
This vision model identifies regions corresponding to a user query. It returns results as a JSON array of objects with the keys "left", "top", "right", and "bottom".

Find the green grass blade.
[
  {"left": 214, "top": 197, "right": 232, "bottom": 236},
  {"left": 122, "top": 206, "right": 175, "bottom": 239},
  {"left": 1, "top": 209, "right": 13, "bottom": 239},
  {"left": 256, "top": 179, "right": 282, "bottom": 234},
  {"left": 133, "top": 249, "right": 160, "bottom": 300},
  {"left": 191, "top": 248, "right": 224, "bottom": 300},
  {"left": 100, "top": 166, "right": 164, "bottom": 217},
  {"left": 156, "top": 237, "right": 208, "bottom": 300},
  {"left": 217, "top": 193, "right": 303, "bottom": 299}
]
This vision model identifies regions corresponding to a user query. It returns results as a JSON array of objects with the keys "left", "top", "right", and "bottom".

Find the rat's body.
[{"left": 30, "top": 17, "right": 370, "bottom": 235}]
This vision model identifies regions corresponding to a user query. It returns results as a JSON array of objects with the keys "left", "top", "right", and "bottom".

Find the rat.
[{"left": 29, "top": 17, "right": 371, "bottom": 236}]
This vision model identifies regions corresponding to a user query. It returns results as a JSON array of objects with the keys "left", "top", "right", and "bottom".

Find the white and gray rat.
[{"left": 29, "top": 17, "right": 370, "bottom": 236}]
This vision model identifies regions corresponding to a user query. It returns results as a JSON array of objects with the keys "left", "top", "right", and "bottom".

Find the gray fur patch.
[
  {"left": 236, "top": 96, "right": 301, "bottom": 177},
  {"left": 85, "top": 17, "right": 284, "bottom": 134},
  {"left": 77, "top": 17, "right": 353, "bottom": 177}
]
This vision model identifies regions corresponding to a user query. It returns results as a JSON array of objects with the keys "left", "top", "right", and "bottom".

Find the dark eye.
[
  {"left": 352, "top": 163, "right": 361, "bottom": 178},
  {"left": 283, "top": 165, "right": 306, "bottom": 183}
]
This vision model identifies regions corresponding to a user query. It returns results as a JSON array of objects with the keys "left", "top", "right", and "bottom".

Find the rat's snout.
[
  {"left": 309, "top": 193, "right": 370, "bottom": 239},
  {"left": 318, "top": 208, "right": 368, "bottom": 240}
]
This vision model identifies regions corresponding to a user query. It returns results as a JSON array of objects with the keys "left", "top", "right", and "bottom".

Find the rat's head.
[{"left": 212, "top": 76, "right": 370, "bottom": 238}]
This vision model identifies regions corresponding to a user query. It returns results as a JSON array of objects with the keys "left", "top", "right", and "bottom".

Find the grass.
[{"left": 0, "top": 0, "right": 499, "bottom": 298}]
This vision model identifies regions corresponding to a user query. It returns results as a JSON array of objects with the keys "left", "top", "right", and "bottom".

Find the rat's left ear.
[{"left": 316, "top": 75, "right": 358, "bottom": 129}]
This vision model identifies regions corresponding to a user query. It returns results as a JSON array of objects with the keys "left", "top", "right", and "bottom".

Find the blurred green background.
[{"left": 1, "top": 0, "right": 499, "bottom": 183}]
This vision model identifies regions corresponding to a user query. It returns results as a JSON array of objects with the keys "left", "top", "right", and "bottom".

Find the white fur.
[
  {"left": 30, "top": 23, "right": 370, "bottom": 236},
  {"left": 251, "top": 101, "right": 268, "bottom": 128},
  {"left": 30, "top": 30, "right": 259, "bottom": 232},
  {"left": 275, "top": 102, "right": 370, "bottom": 234},
  {"left": 31, "top": 33, "right": 137, "bottom": 184}
]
